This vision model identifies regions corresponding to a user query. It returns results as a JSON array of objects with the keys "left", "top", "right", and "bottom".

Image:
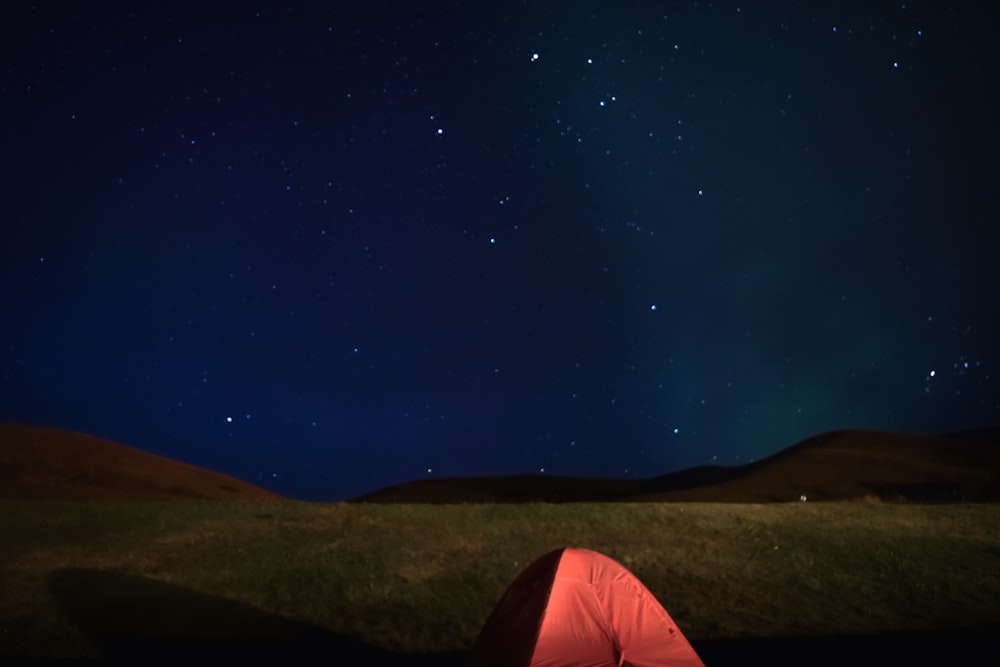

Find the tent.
[{"left": 466, "top": 547, "right": 705, "bottom": 667}]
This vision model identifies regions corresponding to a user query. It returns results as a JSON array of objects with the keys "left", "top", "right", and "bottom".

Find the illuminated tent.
[{"left": 466, "top": 547, "right": 705, "bottom": 667}]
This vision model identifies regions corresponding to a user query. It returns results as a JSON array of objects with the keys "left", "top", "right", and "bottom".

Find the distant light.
[
  {"left": 697, "top": 189, "right": 704, "bottom": 196},
  {"left": 673, "top": 427, "right": 680, "bottom": 434},
  {"left": 436, "top": 128, "right": 443, "bottom": 135},
  {"left": 490, "top": 237, "right": 496, "bottom": 244},
  {"left": 531, "top": 52, "right": 539, "bottom": 62},
  {"left": 226, "top": 416, "right": 233, "bottom": 423},
  {"left": 650, "top": 304, "right": 657, "bottom": 311},
  {"left": 929, "top": 370, "right": 936, "bottom": 377}
]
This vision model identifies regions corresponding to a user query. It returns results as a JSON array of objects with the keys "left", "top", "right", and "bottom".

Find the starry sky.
[{"left": 2, "top": 2, "right": 998, "bottom": 501}]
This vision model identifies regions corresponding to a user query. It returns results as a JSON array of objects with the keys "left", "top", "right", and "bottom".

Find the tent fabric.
[{"left": 467, "top": 547, "right": 705, "bottom": 667}]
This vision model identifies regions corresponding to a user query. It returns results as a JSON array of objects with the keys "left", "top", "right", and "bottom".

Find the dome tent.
[{"left": 467, "top": 547, "right": 705, "bottom": 667}]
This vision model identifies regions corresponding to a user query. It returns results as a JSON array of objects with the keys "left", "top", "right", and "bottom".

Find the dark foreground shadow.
[
  {"left": 693, "top": 626, "right": 1000, "bottom": 666},
  {"left": 47, "top": 568, "right": 465, "bottom": 665},
  {"left": 42, "top": 568, "right": 998, "bottom": 666}
]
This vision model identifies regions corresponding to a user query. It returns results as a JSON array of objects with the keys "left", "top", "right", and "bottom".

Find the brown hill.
[
  {"left": 630, "top": 428, "right": 1000, "bottom": 502},
  {"left": 354, "top": 428, "right": 1000, "bottom": 503},
  {"left": 0, "top": 423, "right": 284, "bottom": 501}
]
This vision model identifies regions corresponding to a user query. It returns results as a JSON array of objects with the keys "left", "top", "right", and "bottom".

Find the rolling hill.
[
  {"left": 3, "top": 422, "right": 998, "bottom": 504},
  {"left": 0, "top": 423, "right": 283, "bottom": 501},
  {"left": 354, "top": 428, "right": 1000, "bottom": 503}
]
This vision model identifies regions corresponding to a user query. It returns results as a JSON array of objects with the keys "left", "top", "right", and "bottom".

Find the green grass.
[{"left": 2, "top": 500, "right": 999, "bottom": 658}]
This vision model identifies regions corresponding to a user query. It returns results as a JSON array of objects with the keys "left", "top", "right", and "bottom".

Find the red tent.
[{"left": 467, "top": 547, "right": 705, "bottom": 667}]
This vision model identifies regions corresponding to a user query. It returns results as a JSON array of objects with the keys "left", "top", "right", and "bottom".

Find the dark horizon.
[{"left": 2, "top": 2, "right": 998, "bottom": 501}]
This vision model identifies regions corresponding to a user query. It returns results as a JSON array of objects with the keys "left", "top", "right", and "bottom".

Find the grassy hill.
[
  {"left": 355, "top": 428, "right": 1000, "bottom": 503},
  {"left": 5, "top": 422, "right": 997, "bottom": 505},
  {"left": 0, "top": 423, "right": 282, "bottom": 501},
  {"left": 1, "top": 422, "right": 998, "bottom": 662}
]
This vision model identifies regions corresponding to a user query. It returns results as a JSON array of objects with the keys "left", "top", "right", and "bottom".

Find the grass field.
[{"left": 2, "top": 499, "right": 999, "bottom": 661}]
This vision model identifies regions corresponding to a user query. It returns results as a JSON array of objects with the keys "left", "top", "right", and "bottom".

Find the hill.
[
  {"left": 0, "top": 423, "right": 283, "bottom": 501},
  {"left": 354, "top": 428, "right": 1000, "bottom": 503}
]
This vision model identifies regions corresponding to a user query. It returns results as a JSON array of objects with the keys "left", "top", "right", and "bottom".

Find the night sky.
[{"left": 2, "top": 2, "right": 998, "bottom": 501}]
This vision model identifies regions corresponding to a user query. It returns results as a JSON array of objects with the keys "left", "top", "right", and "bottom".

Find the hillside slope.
[
  {"left": 356, "top": 428, "right": 1000, "bottom": 503},
  {"left": 0, "top": 423, "right": 283, "bottom": 501}
]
